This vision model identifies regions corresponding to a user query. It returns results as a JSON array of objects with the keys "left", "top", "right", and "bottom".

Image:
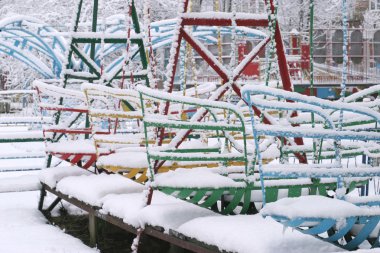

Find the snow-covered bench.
[
  {"left": 137, "top": 85, "right": 254, "bottom": 214},
  {"left": 83, "top": 83, "right": 234, "bottom": 184},
  {"left": 271, "top": 85, "right": 380, "bottom": 161},
  {"left": 243, "top": 85, "right": 380, "bottom": 250},
  {"left": 287, "top": 84, "right": 380, "bottom": 130},
  {"left": 81, "top": 83, "right": 152, "bottom": 181}
]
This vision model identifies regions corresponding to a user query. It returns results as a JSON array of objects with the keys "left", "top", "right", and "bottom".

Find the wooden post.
[{"left": 89, "top": 212, "right": 97, "bottom": 247}]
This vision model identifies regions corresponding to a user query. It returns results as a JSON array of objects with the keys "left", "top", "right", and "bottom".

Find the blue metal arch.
[
  {"left": 0, "top": 15, "right": 66, "bottom": 78},
  {"left": 2, "top": 28, "right": 63, "bottom": 76},
  {"left": 0, "top": 15, "right": 267, "bottom": 80},
  {"left": 0, "top": 41, "right": 54, "bottom": 78}
]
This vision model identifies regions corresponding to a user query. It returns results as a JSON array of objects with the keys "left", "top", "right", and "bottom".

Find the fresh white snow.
[
  {"left": 177, "top": 215, "right": 343, "bottom": 253},
  {"left": 39, "top": 165, "right": 93, "bottom": 188},
  {"left": 56, "top": 173, "right": 144, "bottom": 206},
  {"left": 0, "top": 191, "right": 98, "bottom": 253}
]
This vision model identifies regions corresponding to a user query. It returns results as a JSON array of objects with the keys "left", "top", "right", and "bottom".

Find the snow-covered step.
[
  {"left": 0, "top": 164, "right": 43, "bottom": 172},
  {"left": 40, "top": 167, "right": 218, "bottom": 231},
  {"left": 0, "top": 175, "right": 41, "bottom": 193},
  {"left": 0, "top": 116, "right": 50, "bottom": 125},
  {"left": 0, "top": 131, "right": 43, "bottom": 143},
  {"left": 0, "top": 151, "right": 45, "bottom": 159}
]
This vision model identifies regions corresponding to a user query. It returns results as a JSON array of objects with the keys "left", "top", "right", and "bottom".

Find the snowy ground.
[
  {"left": 1, "top": 141, "right": 380, "bottom": 253},
  {"left": 0, "top": 187, "right": 379, "bottom": 253},
  {"left": 0, "top": 138, "right": 97, "bottom": 252},
  {"left": 0, "top": 190, "right": 98, "bottom": 253}
]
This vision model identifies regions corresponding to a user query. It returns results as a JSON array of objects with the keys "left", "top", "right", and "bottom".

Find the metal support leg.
[
  {"left": 46, "top": 197, "right": 62, "bottom": 214},
  {"left": 38, "top": 185, "right": 46, "bottom": 211},
  {"left": 247, "top": 202, "right": 259, "bottom": 214},
  {"left": 39, "top": 185, "right": 62, "bottom": 217},
  {"left": 89, "top": 212, "right": 97, "bottom": 247}
]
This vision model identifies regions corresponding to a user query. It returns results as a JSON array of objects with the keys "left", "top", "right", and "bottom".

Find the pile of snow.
[
  {"left": 154, "top": 168, "right": 246, "bottom": 188},
  {"left": 260, "top": 195, "right": 378, "bottom": 219},
  {"left": 101, "top": 191, "right": 218, "bottom": 231},
  {"left": 39, "top": 166, "right": 92, "bottom": 188},
  {"left": 56, "top": 174, "right": 144, "bottom": 206},
  {"left": 177, "top": 215, "right": 342, "bottom": 253}
]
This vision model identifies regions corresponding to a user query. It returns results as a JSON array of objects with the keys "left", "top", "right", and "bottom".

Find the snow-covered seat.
[
  {"left": 283, "top": 139, "right": 380, "bottom": 160},
  {"left": 82, "top": 84, "right": 150, "bottom": 176},
  {"left": 137, "top": 85, "right": 253, "bottom": 214},
  {"left": 96, "top": 150, "right": 150, "bottom": 182},
  {"left": 260, "top": 194, "right": 380, "bottom": 250},
  {"left": 83, "top": 84, "right": 227, "bottom": 183},
  {"left": 154, "top": 168, "right": 246, "bottom": 189},
  {"left": 33, "top": 80, "right": 110, "bottom": 169},
  {"left": 260, "top": 85, "right": 380, "bottom": 162},
  {"left": 45, "top": 139, "right": 109, "bottom": 154},
  {"left": 93, "top": 133, "right": 146, "bottom": 145},
  {"left": 287, "top": 84, "right": 380, "bottom": 131},
  {"left": 262, "top": 195, "right": 364, "bottom": 221},
  {"left": 96, "top": 140, "right": 222, "bottom": 183},
  {"left": 44, "top": 139, "right": 110, "bottom": 169},
  {"left": 243, "top": 85, "right": 380, "bottom": 250},
  {"left": 97, "top": 150, "right": 149, "bottom": 169}
]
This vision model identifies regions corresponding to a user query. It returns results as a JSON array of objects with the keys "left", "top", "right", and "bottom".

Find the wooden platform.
[{"left": 40, "top": 183, "right": 223, "bottom": 253}]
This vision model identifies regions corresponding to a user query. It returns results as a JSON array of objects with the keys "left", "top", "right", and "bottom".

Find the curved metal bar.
[
  {"left": 345, "top": 216, "right": 380, "bottom": 250},
  {"left": 326, "top": 216, "right": 356, "bottom": 242},
  {"left": 0, "top": 42, "right": 54, "bottom": 78},
  {"left": 302, "top": 218, "right": 336, "bottom": 235},
  {"left": 0, "top": 15, "right": 268, "bottom": 80},
  {"left": 0, "top": 16, "right": 66, "bottom": 77},
  {"left": 1, "top": 28, "right": 63, "bottom": 75}
]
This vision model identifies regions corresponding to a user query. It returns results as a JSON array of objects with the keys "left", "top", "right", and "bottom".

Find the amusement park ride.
[{"left": 2, "top": 0, "right": 380, "bottom": 252}]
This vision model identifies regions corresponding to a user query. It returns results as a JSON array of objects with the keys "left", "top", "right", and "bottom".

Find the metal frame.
[
  {"left": 243, "top": 84, "right": 380, "bottom": 250},
  {"left": 153, "top": 0, "right": 307, "bottom": 172},
  {"left": 61, "top": 0, "right": 149, "bottom": 86}
]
